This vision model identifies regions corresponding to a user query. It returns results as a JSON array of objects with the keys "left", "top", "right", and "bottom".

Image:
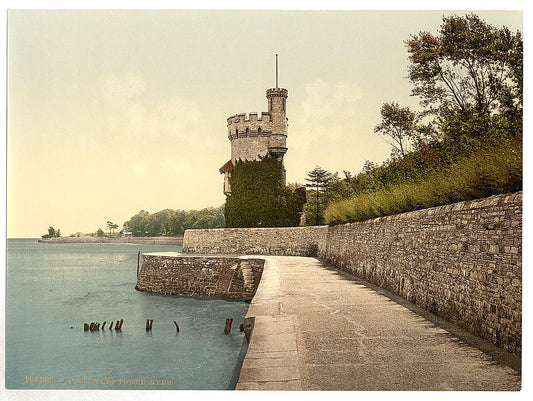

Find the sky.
[{"left": 5, "top": 7, "right": 524, "bottom": 238}]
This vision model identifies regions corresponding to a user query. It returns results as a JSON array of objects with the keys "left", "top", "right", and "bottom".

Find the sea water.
[{"left": 5, "top": 239, "right": 249, "bottom": 390}]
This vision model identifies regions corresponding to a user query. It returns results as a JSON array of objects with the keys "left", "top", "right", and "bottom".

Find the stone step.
[{"left": 240, "top": 261, "right": 256, "bottom": 291}]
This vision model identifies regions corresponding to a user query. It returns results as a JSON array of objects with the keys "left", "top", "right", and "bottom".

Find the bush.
[{"left": 325, "top": 137, "right": 522, "bottom": 225}]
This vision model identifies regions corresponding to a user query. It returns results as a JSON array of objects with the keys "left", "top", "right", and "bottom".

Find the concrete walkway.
[{"left": 236, "top": 256, "right": 521, "bottom": 391}]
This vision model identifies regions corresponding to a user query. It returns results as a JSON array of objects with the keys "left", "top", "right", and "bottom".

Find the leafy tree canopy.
[
  {"left": 42, "top": 226, "right": 61, "bottom": 239},
  {"left": 106, "top": 221, "right": 119, "bottom": 234},
  {"left": 405, "top": 13, "right": 522, "bottom": 140},
  {"left": 318, "top": 14, "right": 522, "bottom": 225},
  {"left": 123, "top": 206, "right": 225, "bottom": 237},
  {"left": 374, "top": 102, "right": 420, "bottom": 157}
]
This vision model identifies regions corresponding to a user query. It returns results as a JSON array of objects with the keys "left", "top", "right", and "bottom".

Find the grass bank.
[{"left": 325, "top": 138, "right": 522, "bottom": 225}]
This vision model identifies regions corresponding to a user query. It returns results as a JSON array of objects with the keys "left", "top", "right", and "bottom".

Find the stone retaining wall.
[
  {"left": 182, "top": 192, "right": 522, "bottom": 355},
  {"left": 183, "top": 226, "right": 328, "bottom": 256},
  {"left": 135, "top": 254, "right": 264, "bottom": 301},
  {"left": 319, "top": 192, "right": 522, "bottom": 355}
]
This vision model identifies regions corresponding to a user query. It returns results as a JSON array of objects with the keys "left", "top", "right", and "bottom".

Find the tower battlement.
[
  {"left": 266, "top": 88, "right": 288, "bottom": 98},
  {"left": 220, "top": 81, "right": 289, "bottom": 194},
  {"left": 226, "top": 112, "right": 271, "bottom": 125},
  {"left": 227, "top": 112, "right": 272, "bottom": 140},
  {"left": 226, "top": 87, "right": 288, "bottom": 156}
]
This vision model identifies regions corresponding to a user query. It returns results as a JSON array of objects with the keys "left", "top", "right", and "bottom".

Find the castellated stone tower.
[
  {"left": 265, "top": 87, "right": 289, "bottom": 158},
  {"left": 220, "top": 87, "right": 288, "bottom": 194}
]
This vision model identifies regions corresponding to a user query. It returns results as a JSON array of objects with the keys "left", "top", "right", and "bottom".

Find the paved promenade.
[{"left": 236, "top": 256, "right": 521, "bottom": 391}]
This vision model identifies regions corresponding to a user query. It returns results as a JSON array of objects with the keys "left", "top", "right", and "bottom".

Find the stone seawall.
[
  {"left": 183, "top": 226, "right": 328, "bottom": 256},
  {"left": 182, "top": 192, "right": 522, "bottom": 356},
  {"left": 135, "top": 254, "right": 264, "bottom": 301}
]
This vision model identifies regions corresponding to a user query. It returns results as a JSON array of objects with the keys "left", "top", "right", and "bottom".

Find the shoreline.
[{"left": 38, "top": 236, "right": 183, "bottom": 245}]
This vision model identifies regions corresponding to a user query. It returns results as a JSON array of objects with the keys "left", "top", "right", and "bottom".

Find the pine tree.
[{"left": 305, "top": 166, "right": 331, "bottom": 225}]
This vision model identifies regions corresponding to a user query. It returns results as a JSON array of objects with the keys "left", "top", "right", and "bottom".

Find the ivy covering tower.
[{"left": 224, "top": 156, "right": 305, "bottom": 227}]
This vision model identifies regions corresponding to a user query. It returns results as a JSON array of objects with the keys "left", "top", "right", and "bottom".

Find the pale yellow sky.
[{"left": 6, "top": 9, "right": 523, "bottom": 238}]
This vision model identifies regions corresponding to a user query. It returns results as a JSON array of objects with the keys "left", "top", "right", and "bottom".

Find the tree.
[
  {"left": 286, "top": 183, "right": 307, "bottom": 226},
  {"left": 42, "top": 226, "right": 61, "bottom": 239},
  {"left": 405, "top": 13, "right": 522, "bottom": 141},
  {"left": 96, "top": 228, "right": 105, "bottom": 237},
  {"left": 106, "top": 221, "right": 119, "bottom": 235},
  {"left": 123, "top": 206, "right": 225, "bottom": 237},
  {"left": 123, "top": 210, "right": 150, "bottom": 236},
  {"left": 374, "top": 102, "right": 419, "bottom": 157},
  {"left": 321, "top": 172, "right": 356, "bottom": 209},
  {"left": 305, "top": 166, "right": 331, "bottom": 225}
]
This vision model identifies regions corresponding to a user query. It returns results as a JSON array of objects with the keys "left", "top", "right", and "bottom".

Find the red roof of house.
[{"left": 219, "top": 160, "right": 234, "bottom": 173}]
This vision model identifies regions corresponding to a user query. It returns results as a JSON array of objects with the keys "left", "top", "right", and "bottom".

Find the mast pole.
[{"left": 275, "top": 54, "right": 279, "bottom": 89}]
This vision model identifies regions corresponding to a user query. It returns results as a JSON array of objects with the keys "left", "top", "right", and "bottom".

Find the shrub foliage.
[
  {"left": 325, "top": 137, "right": 522, "bottom": 225},
  {"left": 316, "top": 14, "right": 522, "bottom": 225},
  {"left": 225, "top": 156, "right": 306, "bottom": 227}
]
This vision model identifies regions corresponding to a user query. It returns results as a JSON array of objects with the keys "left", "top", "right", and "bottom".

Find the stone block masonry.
[
  {"left": 182, "top": 192, "right": 522, "bottom": 356},
  {"left": 183, "top": 226, "right": 328, "bottom": 256},
  {"left": 320, "top": 192, "right": 522, "bottom": 356},
  {"left": 135, "top": 254, "right": 264, "bottom": 301}
]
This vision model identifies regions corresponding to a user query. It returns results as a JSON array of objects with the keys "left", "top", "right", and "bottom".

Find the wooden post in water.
[
  {"left": 224, "top": 318, "right": 233, "bottom": 335},
  {"left": 101, "top": 321, "right": 106, "bottom": 330},
  {"left": 84, "top": 323, "right": 89, "bottom": 331},
  {"left": 109, "top": 321, "right": 114, "bottom": 330},
  {"left": 118, "top": 319, "right": 124, "bottom": 330},
  {"left": 137, "top": 251, "right": 140, "bottom": 277},
  {"left": 173, "top": 321, "right": 180, "bottom": 333},
  {"left": 115, "top": 320, "right": 120, "bottom": 330}
]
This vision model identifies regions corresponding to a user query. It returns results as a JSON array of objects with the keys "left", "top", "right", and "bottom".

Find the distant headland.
[{"left": 38, "top": 236, "right": 183, "bottom": 245}]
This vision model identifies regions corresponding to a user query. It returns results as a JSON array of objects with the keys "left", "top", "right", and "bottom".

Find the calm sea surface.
[{"left": 5, "top": 239, "right": 249, "bottom": 390}]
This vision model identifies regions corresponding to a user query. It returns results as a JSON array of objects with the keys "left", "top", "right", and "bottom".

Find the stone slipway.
[{"left": 236, "top": 256, "right": 521, "bottom": 391}]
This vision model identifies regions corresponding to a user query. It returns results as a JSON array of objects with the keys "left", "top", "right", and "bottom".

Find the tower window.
[
  {"left": 258, "top": 127, "right": 262, "bottom": 135},
  {"left": 246, "top": 128, "right": 249, "bottom": 136}
]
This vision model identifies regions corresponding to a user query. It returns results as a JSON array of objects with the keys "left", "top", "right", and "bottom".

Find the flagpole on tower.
[{"left": 275, "top": 54, "right": 279, "bottom": 89}]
